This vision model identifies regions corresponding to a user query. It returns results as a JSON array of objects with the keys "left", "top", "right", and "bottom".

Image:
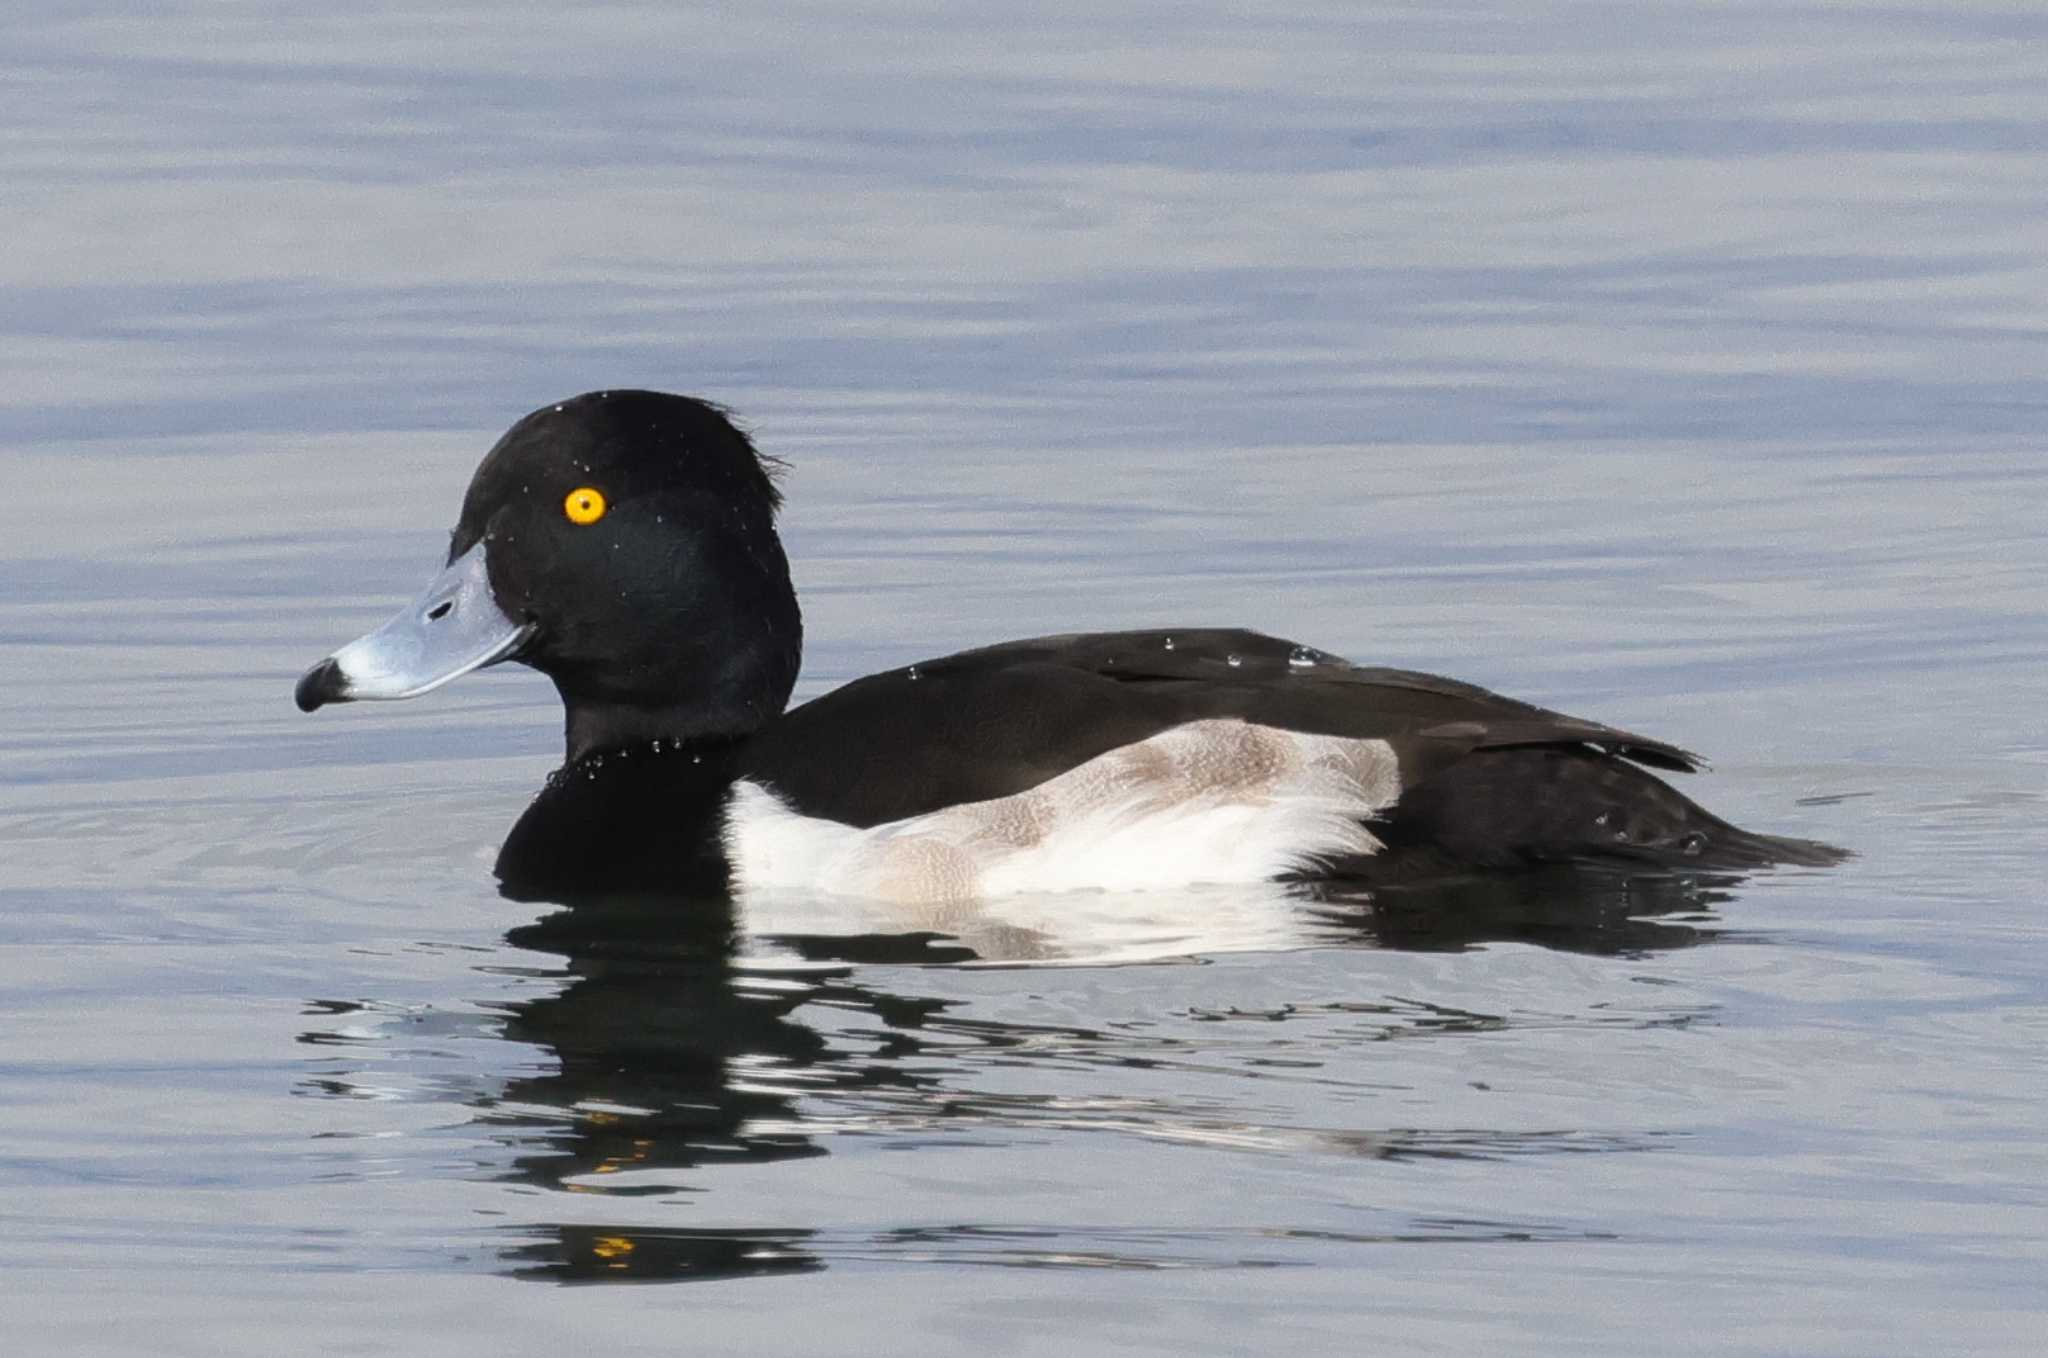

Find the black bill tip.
[{"left": 295, "top": 657, "right": 347, "bottom": 713}]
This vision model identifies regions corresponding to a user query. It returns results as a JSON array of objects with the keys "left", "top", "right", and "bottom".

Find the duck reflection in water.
[{"left": 445, "top": 863, "right": 1740, "bottom": 1283}]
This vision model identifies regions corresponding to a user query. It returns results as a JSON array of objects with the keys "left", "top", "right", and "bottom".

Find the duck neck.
[
  {"left": 555, "top": 601, "right": 802, "bottom": 765},
  {"left": 497, "top": 731, "right": 748, "bottom": 903},
  {"left": 562, "top": 697, "right": 773, "bottom": 766}
]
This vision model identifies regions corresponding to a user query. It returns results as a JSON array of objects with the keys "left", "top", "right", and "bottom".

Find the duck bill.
[{"left": 295, "top": 542, "right": 536, "bottom": 712}]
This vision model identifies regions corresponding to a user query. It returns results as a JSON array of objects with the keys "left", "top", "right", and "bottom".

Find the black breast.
[{"left": 495, "top": 743, "right": 740, "bottom": 903}]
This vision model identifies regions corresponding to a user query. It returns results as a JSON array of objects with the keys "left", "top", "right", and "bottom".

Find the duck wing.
[{"left": 737, "top": 628, "right": 1703, "bottom": 829}]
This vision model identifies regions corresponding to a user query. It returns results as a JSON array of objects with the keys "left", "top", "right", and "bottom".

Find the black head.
[
  {"left": 296, "top": 390, "right": 802, "bottom": 762},
  {"left": 463, "top": 391, "right": 802, "bottom": 756}
]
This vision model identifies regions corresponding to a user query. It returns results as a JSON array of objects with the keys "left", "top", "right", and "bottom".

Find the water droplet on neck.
[
  {"left": 1593, "top": 811, "right": 1612, "bottom": 827},
  {"left": 1287, "top": 646, "right": 1319, "bottom": 669},
  {"left": 906, "top": 665, "right": 922, "bottom": 681},
  {"left": 1225, "top": 654, "right": 1243, "bottom": 668},
  {"left": 1162, "top": 636, "right": 1175, "bottom": 651}
]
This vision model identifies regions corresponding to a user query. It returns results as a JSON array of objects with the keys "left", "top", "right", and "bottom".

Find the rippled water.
[{"left": 5, "top": 3, "right": 2047, "bottom": 1353}]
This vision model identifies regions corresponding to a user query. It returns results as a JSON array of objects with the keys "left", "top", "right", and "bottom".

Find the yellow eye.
[{"left": 563, "top": 486, "right": 607, "bottom": 525}]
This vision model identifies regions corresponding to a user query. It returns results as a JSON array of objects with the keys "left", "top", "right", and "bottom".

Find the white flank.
[{"left": 723, "top": 719, "right": 1399, "bottom": 908}]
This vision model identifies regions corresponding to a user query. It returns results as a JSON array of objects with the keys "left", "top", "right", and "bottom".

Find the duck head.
[{"left": 295, "top": 390, "right": 802, "bottom": 761}]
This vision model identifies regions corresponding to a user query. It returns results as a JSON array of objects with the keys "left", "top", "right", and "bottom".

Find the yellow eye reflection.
[{"left": 563, "top": 486, "right": 608, "bottom": 525}]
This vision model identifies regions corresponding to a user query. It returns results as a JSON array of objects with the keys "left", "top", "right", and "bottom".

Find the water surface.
[{"left": 3, "top": 3, "right": 2046, "bottom": 1353}]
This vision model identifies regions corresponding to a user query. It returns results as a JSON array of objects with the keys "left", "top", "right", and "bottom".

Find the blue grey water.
[{"left": 3, "top": 2, "right": 2045, "bottom": 1352}]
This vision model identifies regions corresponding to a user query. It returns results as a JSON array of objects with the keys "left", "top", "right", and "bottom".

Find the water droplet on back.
[
  {"left": 1225, "top": 654, "right": 1243, "bottom": 668},
  {"left": 1162, "top": 636, "right": 1175, "bottom": 651},
  {"left": 1288, "top": 646, "right": 1319, "bottom": 669},
  {"left": 906, "top": 665, "right": 921, "bottom": 681}
]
